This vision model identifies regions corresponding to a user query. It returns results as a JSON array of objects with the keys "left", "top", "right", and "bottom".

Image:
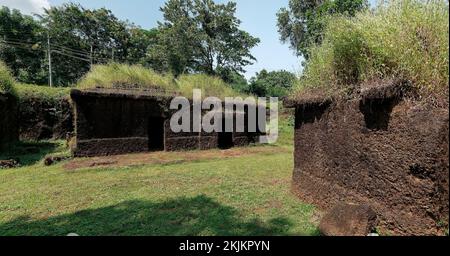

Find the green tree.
[
  {"left": 149, "top": 0, "right": 260, "bottom": 77},
  {"left": 277, "top": 0, "right": 368, "bottom": 60},
  {"left": 247, "top": 69, "right": 297, "bottom": 97},
  {"left": 128, "top": 28, "right": 159, "bottom": 66},
  {"left": 43, "top": 4, "right": 126, "bottom": 85},
  {"left": 1, "top": 4, "right": 158, "bottom": 86},
  {"left": 217, "top": 68, "right": 248, "bottom": 93},
  {"left": 0, "top": 6, "right": 46, "bottom": 84},
  {"left": 42, "top": 3, "right": 156, "bottom": 85}
]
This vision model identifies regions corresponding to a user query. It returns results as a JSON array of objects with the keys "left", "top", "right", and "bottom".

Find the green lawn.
[{"left": 0, "top": 118, "right": 319, "bottom": 236}]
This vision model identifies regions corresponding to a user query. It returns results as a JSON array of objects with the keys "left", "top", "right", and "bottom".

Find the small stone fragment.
[
  {"left": 44, "top": 155, "right": 70, "bottom": 166},
  {"left": 0, "top": 159, "right": 20, "bottom": 169}
]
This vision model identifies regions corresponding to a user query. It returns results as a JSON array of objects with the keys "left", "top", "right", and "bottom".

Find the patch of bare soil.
[{"left": 63, "top": 146, "right": 290, "bottom": 171}]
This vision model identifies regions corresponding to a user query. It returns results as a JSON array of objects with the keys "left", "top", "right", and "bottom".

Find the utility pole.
[
  {"left": 90, "top": 44, "right": 93, "bottom": 68},
  {"left": 47, "top": 32, "right": 53, "bottom": 87}
]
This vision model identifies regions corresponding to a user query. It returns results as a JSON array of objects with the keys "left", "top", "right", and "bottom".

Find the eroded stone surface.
[
  {"left": 291, "top": 82, "right": 449, "bottom": 235},
  {"left": 319, "top": 203, "right": 378, "bottom": 236}
]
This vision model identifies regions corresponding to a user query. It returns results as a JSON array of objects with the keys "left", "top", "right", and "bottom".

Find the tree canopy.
[
  {"left": 1, "top": 1, "right": 260, "bottom": 87},
  {"left": 0, "top": 7, "right": 45, "bottom": 84},
  {"left": 277, "top": 0, "right": 368, "bottom": 60},
  {"left": 149, "top": 0, "right": 260, "bottom": 78},
  {"left": 42, "top": 3, "right": 157, "bottom": 85},
  {"left": 247, "top": 69, "right": 297, "bottom": 97},
  {"left": 0, "top": 4, "right": 157, "bottom": 86}
]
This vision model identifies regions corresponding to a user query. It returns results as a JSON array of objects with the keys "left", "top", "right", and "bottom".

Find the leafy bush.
[
  {"left": 294, "top": 0, "right": 449, "bottom": 98},
  {"left": 14, "top": 83, "right": 70, "bottom": 104},
  {"left": 247, "top": 69, "right": 297, "bottom": 97},
  {"left": 77, "top": 63, "right": 178, "bottom": 93},
  {"left": 0, "top": 61, "right": 15, "bottom": 95}
]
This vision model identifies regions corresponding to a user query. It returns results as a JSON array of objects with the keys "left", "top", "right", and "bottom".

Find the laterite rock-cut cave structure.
[
  {"left": 70, "top": 88, "right": 262, "bottom": 157},
  {"left": 287, "top": 81, "right": 449, "bottom": 235}
]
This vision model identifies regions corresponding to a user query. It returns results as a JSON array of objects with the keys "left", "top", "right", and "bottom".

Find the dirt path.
[{"left": 63, "top": 145, "right": 291, "bottom": 171}]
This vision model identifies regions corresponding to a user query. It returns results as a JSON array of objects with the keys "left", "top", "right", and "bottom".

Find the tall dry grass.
[
  {"left": 77, "top": 63, "right": 178, "bottom": 93},
  {"left": 294, "top": 0, "right": 449, "bottom": 98},
  {"left": 77, "top": 63, "right": 243, "bottom": 98},
  {"left": 176, "top": 74, "right": 242, "bottom": 99}
]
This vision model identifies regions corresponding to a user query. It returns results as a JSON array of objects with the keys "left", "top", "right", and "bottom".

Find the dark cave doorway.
[
  {"left": 218, "top": 117, "right": 234, "bottom": 149},
  {"left": 148, "top": 117, "right": 165, "bottom": 151}
]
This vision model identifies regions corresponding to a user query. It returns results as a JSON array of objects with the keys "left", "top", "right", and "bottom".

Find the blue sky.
[{"left": 2, "top": 0, "right": 378, "bottom": 79}]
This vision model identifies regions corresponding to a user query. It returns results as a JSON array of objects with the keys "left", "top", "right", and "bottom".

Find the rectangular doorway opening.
[
  {"left": 148, "top": 117, "right": 165, "bottom": 151},
  {"left": 218, "top": 118, "right": 234, "bottom": 149}
]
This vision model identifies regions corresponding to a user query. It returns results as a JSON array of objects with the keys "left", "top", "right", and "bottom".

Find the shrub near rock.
[{"left": 0, "top": 61, "right": 15, "bottom": 95}]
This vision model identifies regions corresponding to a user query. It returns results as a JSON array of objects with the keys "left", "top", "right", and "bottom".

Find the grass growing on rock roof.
[
  {"left": 176, "top": 74, "right": 243, "bottom": 99},
  {"left": 293, "top": 0, "right": 449, "bottom": 100},
  {"left": 77, "top": 63, "right": 178, "bottom": 93},
  {"left": 76, "top": 63, "right": 243, "bottom": 99},
  {"left": 0, "top": 61, "right": 15, "bottom": 95}
]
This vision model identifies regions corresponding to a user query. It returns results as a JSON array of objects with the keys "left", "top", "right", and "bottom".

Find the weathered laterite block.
[
  {"left": 18, "top": 96, "right": 73, "bottom": 141},
  {"left": 290, "top": 82, "right": 449, "bottom": 235},
  {"left": 74, "top": 138, "right": 149, "bottom": 157},
  {"left": 165, "top": 137, "right": 200, "bottom": 152},
  {"left": 199, "top": 135, "right": 219, "bottom": 150}
]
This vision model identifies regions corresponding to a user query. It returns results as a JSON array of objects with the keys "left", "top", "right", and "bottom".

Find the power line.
[
  {"left": 0, "top": 33, "right": 146, "bottom": 62},
  {"left": 52, "top": 49, "right": 90, "bottom": 62},
  {"left": 0, "top": 40, "right": 41, "bottom": 51},
  {"left": 52, "top": 44, "right": 90, "bottom": 55},
  {"left": 1, "top": 40, "right": 146, "bottom": 64},
  {"left": 52, "top": 46, "right": 90, "bottom": 58},
  {"left": 0, "top": 29, "right": 39, "bottom": 34},
  {"left": 1, "top": 32, "right": 89, "bottom": 54},
  {"left": 0, "top": 40, "right": 91, "bottom": 62},
  {"left": 1, "top": 37, "right": 112, "bottom": 62},
  {"left": 1, "top": 40, "right": 105, "bottom": 62},
  {"left": 0, "top": 40, "right": 38, "bottom": 48},
  {"left": 1, "top": 32, "right": 131, "bottom": 56}
]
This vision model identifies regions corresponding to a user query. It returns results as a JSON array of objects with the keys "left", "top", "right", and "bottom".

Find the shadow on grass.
[
  {"left": 0, "top": 141, "right": 61, "bottom": 166},
  {"left": 0, "top": 195, "right": 298, "bottom": 236}
]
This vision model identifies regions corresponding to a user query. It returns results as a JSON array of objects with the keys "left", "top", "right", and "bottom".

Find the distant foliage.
[
  {"left": 247, "top": 70, "right": 297, "bottom": 97},
  {"left": 277, "top": 0, "right": 368, "bottom": 60},
  {"left": 216, "top": 69, "right": 248, "bottom": 94},
  {"left": 294, "top": 0, "right": 449, "bottom": 98},
  {"left": 0, "top": 61, "right": 15, "bottom": 95}
]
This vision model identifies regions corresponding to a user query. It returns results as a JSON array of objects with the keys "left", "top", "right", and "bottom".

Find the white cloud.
[{"left": 0, "top": 0, "right": 50, "bottom": 15}]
